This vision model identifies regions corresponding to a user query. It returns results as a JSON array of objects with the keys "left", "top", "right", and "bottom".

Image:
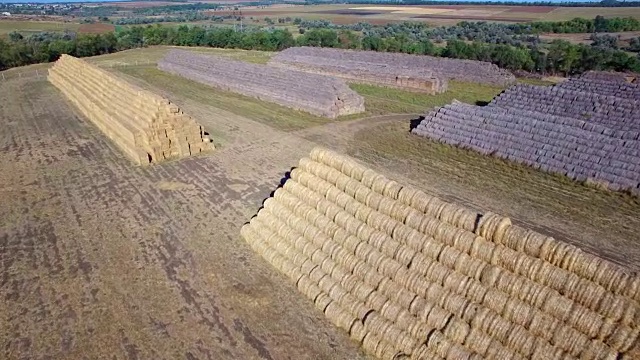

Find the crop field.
[
  {"left": 210, "top": 4, "right": 640, "bottom": 26},
  {"left": 0, "top": 19, "right": 80, "bottom": 36},
  {"left": 2, "top": 46, "right": 640, "bottom": 358}
]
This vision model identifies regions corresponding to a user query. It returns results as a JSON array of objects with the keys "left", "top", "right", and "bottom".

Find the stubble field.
[{"left": 1, "top": 45, "right": 639, "bottom": 359}]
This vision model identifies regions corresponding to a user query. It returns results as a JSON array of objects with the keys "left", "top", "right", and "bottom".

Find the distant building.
[{"left": 1, "top": 12, "right": 11, "bottom": 17}]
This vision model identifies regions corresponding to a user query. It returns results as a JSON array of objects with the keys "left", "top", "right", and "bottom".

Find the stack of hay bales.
[
  {"left": 242, "top": 147, "right": 640, "bottom": 360},
  {"left": 271, "top": 47, "right": 516, "bottom": 87},
  {"left": 269, "top": 53, "right": 448, "bottom": 94},
  {"left": 158, "top": 50, "right": 365, "bottom": 119},
  {"left": 48, "top": 54, "right": 212, "bottom": 165}
]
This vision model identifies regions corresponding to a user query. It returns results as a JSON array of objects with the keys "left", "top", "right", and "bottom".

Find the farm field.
[
  {"left": 208, "top": 4, "right": 640, "bottom": 26},
  {"left": 0, "top": 19, "right": 80, "bottom": 36},
  {"left": 2, "top": 45, "right": 640, "bottom": 358}
]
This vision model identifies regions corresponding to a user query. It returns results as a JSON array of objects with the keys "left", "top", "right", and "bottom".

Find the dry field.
[
  {"left": 207, "top": 4, "right": 640, "bottom": 26},
  {"left": 1, "top": 46, "right": 640, "bottom": 358},
  {"left": 0, "top": 19, "right": 80, "bottom": 36}
]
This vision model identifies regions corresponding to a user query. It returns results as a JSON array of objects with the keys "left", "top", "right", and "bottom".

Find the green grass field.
[{"left": 0, "top": 20, "right": 80, "bottom": 36}]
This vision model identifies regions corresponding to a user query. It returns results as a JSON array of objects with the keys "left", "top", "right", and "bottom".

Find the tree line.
[{"left": 1, "top": 23, "right": 639, "bottom": 76}]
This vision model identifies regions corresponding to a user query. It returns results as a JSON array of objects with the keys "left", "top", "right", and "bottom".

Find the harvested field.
[
  {"left": 49, "top": 55, "right": 211, "bottom": 165},
  {"left": 0, "top": 19, "right": 80, "bottom": 35},
  {"left": 413, "top": 14, "right": 533, "bottom": 22},
  {"left": 272, "top": 47, "right": 515, "bottom": 87},
  {"left": 158, "top": 49, "right": 365, "bottom": 119},
  {"left": 0, "top": 74, "right": 368, "bottom": 360},
  {"left": 3, "top": 47, "right": 640, "bottom": 360},
  {"left": 77, "top": 22, "right": 116, "bottom": 34},
  {"left": 243, "top": 147, "right": 640, "bottom": 359}
]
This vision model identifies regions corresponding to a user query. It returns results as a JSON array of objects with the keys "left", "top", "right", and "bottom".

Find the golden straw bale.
[
  {"left": 382, "top": 180, "right": 402, "bottom": 199},
  {"left": 366, "top": 291, "right": 389, "bottom": 313},
  {"left": 335, "top": 173, "right": 352, "bottom": 191},
  {"left": 335, "top": 192, "right": 354, "bottom": 209},
  {"left": 344, "top": 179, "right": 362, "bottom": 198},
  {"left": 396, "top": 246, "right": 418, "bottom": 267},
  {"left": 475, "top": 212, "right": 512, "bottom": 244},
  {"left": 366, "top": 249, "right": 386, "bottom": 271},
  {"left": 389, "top": 202, "right": 413, "bottom": 223},
  {"left": 438, "top": 246, "right": 464, "bottom": 269},
  {"left": 425, "top": 199, "right": 448, "bottom": 220},
  {"left": 366, "top": 192, "right": 384, "bottom": 211},
  {"left": 315, "top": 293, "right": 333, "bottom": 312},
  {"left": 354, "top": 281, "right": 376, "bottom": 301},
  {"left": 377, "top": 197, "right": 396, "bottom": 214},
  {"left": 398, "top": 186, "right": 420, "bottom": 205},
  {"left": 418, "top": 217, "right": 442, "bottom": 238},
  {"left": 378, "top": 257, "right": 403, "bottom": 276},
  {"left": 298, "top": 275, "right": 323, "bottom": 302},
  {"left": 354, "top": 186, "right": 371, "bottom": 204},
  {"left": 325, "top": 302, "right": 358, "bottom": 333},
  {"left": 349, "top": 321, "right": 367, "bottom": 344},
  {"left": 362, "top": 332, "right": 383, "bottom": 357},
  {"left": 410, "top": 344, "right": 442, "bottom": 360},
  {"left": 361, "top": 170, "right": 382, "bottom": 188},
  {"left": 551, "top": 325, "right": 590, "bottom": 357},
  {"left": 371, "top": 177, "right": 389, "bottom": 195},
  {"left": 309, "top": 147, "right": 328, "bottom": 163}
]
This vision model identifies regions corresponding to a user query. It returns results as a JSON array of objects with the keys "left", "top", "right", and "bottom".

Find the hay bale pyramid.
[
  {"left": 48, "top": 54, "right": 212, "bottom": 165},
  {"left": 242, "top": 147, "right": 640, "bottom": 360}
]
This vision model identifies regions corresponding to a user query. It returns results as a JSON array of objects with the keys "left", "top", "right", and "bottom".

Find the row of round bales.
[
  {"left": 242, "top": 147, "right": 640, "bottom": 360},
  {"left": 157, "top": 49, "right": 365, "bottom": 119},
  {"left": 269, "top": 50, "right": 448, "bottom": 94},
  {"left": 556, "top": 71, "right": 640, "bottom": 101},
  {"left": 412, "top": 71, "right": 640, "bottom": 195},
  {"left": 490, "top": 84, "right": 640, "bottom": 134},
  {"left": 48, "top": 55, "right": 212, "bottom": 165},
  {"left": 270, "top": 47, "right": 517, "bottom": 87}
]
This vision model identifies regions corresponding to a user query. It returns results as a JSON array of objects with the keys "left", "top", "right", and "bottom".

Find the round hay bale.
[
  {"left": 404, "top": 209, "right": 425, "bottom": 230},
  {"left": 442, "top": 318, "right": 470, "bottom": 345},
  {"left": 504, "top": 325, "right": 536, "bottom": 357},
  {"left": 564, "top": 302, "right": 603, "bottom": 339},
  {"left": 353, "top": 281, "right": 375, "bottom": 301},
  {"left": 469, "top": 237, "right": 496, "bottom": 263},
  {"left": 409, "top": 192, "right": 434, "bottom": 213},
  {"left": 322, "top": 241, "right": 341, "bottom": 260},
  {"left": 361, "top": 170, "right": 380, "bottom": 188},
  {"left": 389, "top": 203, "right": 412, "bottom": 223},
  {"left": 380, "top": 298, "right": 403, "bottom": 323},
  {"left": 426, "top": 198, "right": 447, "bottom": 219},
  {"left": 356, "top": 223, "right": 375, "bottom": 242},
  {"left": 397, "top": 186, "right": 419, "bottom": 205},
  {"left": 343, "top": 179, "right": 361, "bottom": 198},
  {"left": 354, "top": 204, "right": 374, "bottom": 225},
  {"left": 344, "top": 235, "right": 362, "bottom": 254},
  {"left": 483, "top": 289, "right": 509, "bottom": 315},
  {"left": 349, "top": 321, "right": 367, "bottom": 344},
  {"left": 333, "top": 211, "right": 352, "bottom": 228},
  {"left": 380, "top": 240, "right": 401, "bottom": 261},
  {"left": 340, "top": 161, "right": 355, "bottom": 179},
  {"left": 366, "top": 291, "right": 388, "bottom": 312},
  {"left": 325, "top": 302, "right": 357, "bottom": 333},
  {"left": 368, "top": 232, "right": 388, "bottom": 250},
  {"left": 298, "top": 275, "right": 323, "bottom": 302},
  {"left": 378, "top": 257, "right": 403, "bottom": 276},
  {"left": 340, "top": 273, "right": 360, "bottom": 292},
  {"left": 366, "top": 249, "right": 386, "bottom": 270},
  {"left": 298, "top": 157, "right": 314, "bottom": 171},
  {"left": 343, "top": 295, "right": 370, "bottom": 320},
  {"left": 453, "top": 208, "right": 480, "bottom": 233},
  {"left": 326, "top": 168, "right": 343, "bottom": 186},
  {"left": 335, "top": 173, "right": 352, "bottom": 191},
  {"left": 377, "top": 197, "right": 396, "bottom": 214},
  {"left": 326, "top": 186, "right": 343, "bottom": 203},
  {"left": 354, "top": 185, "right": 371, "bottom": 204},
  {"left": 418, "top": 217, "right": 440, "bottom": 237},
  {"left": 315, "top": 293, "right": 332, "bottom": 313},
  {"left": 361, "top": 332, "right": 382, "bottom": 357},
  {"left": 345, "top": 216, "right": 363, "bottom": 236},
  {"left": 395, "top": 246, "right": 416, "bottom": 266},
  {"left": 365, "top": 193, "right": 384, "bottom": 212},
  {"left": 382, "top": 180, "right": 402, "bottom": 199},
  {"left": 371, "top": 177, "right": 389, "bottom": 196}
]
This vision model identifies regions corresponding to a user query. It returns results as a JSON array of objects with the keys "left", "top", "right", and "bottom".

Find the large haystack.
[
  {"left": 242, "top": 147, "right": 640, "bottom": 359},
  {"left": 158, "top": 50, "right": 365, "bottom": 119},
  {"left": 271, "top": 47, "right": 516, "bottom": 87},
  {"left": 48, "top": 54, "right": 212, "bottom": 165}
]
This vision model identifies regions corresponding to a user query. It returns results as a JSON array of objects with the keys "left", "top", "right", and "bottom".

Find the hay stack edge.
[
  {"left": 48, "top": 54, "right": 212, "bottom": 165},
  {"left": 241, "top": 147, "right": 640, "bottom": 360}
]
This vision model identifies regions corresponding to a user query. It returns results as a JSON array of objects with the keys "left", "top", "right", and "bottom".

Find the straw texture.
[
  {"left": 241, "top": 147, "right": 640, "bottom": 360},
  {"left": 48, "top": 54, "right": 212, "bottom": 165}
]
